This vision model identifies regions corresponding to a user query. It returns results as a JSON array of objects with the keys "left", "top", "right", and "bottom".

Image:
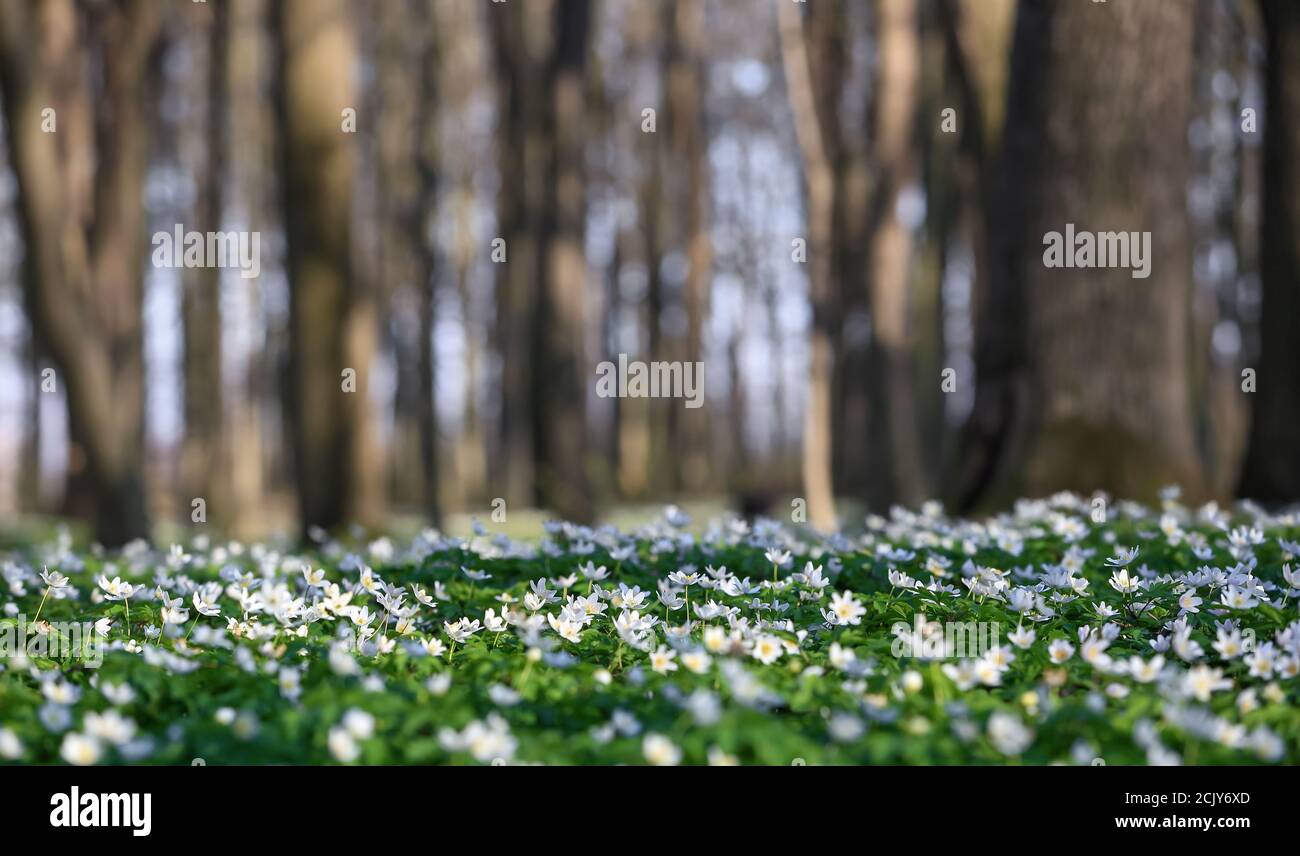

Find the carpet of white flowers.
[{"left": 1, "top": 494, "right": 1298, "bottom": 765}]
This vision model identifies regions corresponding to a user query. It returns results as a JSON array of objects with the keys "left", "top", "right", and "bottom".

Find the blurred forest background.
[{"left": 0, "top": 0, "right": 1297, "bottom": 547}]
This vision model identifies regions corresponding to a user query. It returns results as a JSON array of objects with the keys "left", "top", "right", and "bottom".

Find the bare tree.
[
  {"left": 180, "top": 0, "right": 230, "bottom": 528},
  {"left": 0, "top": 0, "right": 161, "bottom": 546},
  {"left": 965, "top": 0, "right": 1206, "bottom": 504},
  {"left": 1239, "top": 0, "right": 1300, "bottom": 502},
  {"left": 866, "top": 0, "right": 925, "bottom": 508},
  {"left": 779, "top": 0, "right": 839, "bottom": 531},
  {"left": 274, "top": 0, "right": 381, "bottom": 535},
  {"left": 489, "top": 0, "right": 594, "bottom": 522}
]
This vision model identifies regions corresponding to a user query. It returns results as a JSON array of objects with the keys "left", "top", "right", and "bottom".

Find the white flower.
[
  {"left": 648, "top": 646, "right": 678, "bottom": 675},
  {"left": 192, "top": 592, "right": 221, "bottom": 617},
  {"left": 1108, "top": 568, "right": 1138, "bottom": 594},
  {"left": 1184, "top": 665, "right": 1232, "bottom": 702},
  {"left": 342, "top": 708, "right": 375, "bottom": 740},
  {"left": 83, "top": 711, "right": 136, "bottom": 746},
  {"left": 328, "top": 726, "right": 360, "bottom": 762},
  {"left": 987, "top": 712, "right": 1033, "bottom": 756},
  {"left": 681, "top": 650, "right": 712, "bottom": 674},
  {"left": 751, "top": 634, "right": 783, "bottom": 665},
  {"left": 60, "top": 732, "right": 102, "bottom": 766},
  {"left": 764, "top": 548, "right": 791, "bottom": 567},
  {"left": 41, "top": 568, "right": 69, "bottom": 590},
  {"left": 0, "top": 727, "right": 23, "bottom": 759},
  {"left": 1127, "top": 655, "right": 1164, "bottom": 683},
  {"left": 642, "top": 733, "right": 681, "bottom": 766},
  {"left": 826, "top": 590, "right": 865, "bottom": 626},
  {"left": 1007, "top": 624, "right": 1036, "bottom": 649},
  {"left": 1048, "top": 639, "right": 1075, "bottom": 664},
  {"left": 97, "top": 576, "right": 134, "bottom": 601},
  {"left": 547, "top": 612, "right": 583, "bottom": 644},
  {"left": 1178, "top": 589, "right": 1202, "bottom": 614}
]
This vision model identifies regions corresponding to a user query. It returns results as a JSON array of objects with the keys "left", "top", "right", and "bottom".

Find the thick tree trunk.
[
  {"left": 489, "top": 0, "right": 593, "bottom": 522},
  {"left": 0, "top": 0, "right": 159, "bottom": 547},
  {"left": 1238, "top": 0, "right": 1300, "bottom": 502},
  {"left": 274, "top": 0, "right": 380, "bottom": 536},
  {"left": 973, "top": 0, "right": 1206, "bottom": 504}
]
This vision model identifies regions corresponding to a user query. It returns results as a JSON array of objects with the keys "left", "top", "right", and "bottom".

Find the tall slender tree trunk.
[
  {"left": 226, "top": 0, "right": 269, "bottom": 540},
  {"left": 664, "top": 0, "right": 711, "bottom": 493},
  {"left": 780, "top": 0, "right": 839, "bottom": 531},
  {"left": 413, "top": 0, "right": 441, "bottom": 525},
  {"left": 181, "top": 0, "right": 229, "bottom": 528},
  {"left": 0, "top": 0, "right": 160, "bottom": 546},
  {"left": 974, "top": 0, "right": 1206, "bottom": 504},
  {"left": 866, "top": 0, "right": 925, "bottom": 509},
  {"left": 938, "top": 0, "right": 1015, "bottom": 510},
  {"left": 1238, "top": 0, "right": 1300, "bottom": 502},
  {"left": 274, "top": 0, "right": 380, "bottom": 536}
]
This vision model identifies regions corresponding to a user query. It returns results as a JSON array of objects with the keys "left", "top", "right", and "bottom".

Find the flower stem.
[{"left": 32, "top": 586, "right": 50, "bottom": 625}]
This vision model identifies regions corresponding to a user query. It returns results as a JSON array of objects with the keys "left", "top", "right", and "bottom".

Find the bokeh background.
[{"left": 0, "top": 0, "right": 1296, "bottom": 546}]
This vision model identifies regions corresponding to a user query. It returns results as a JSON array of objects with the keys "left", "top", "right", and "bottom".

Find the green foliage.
[{"left": 0, "top": 498, "right": 1297, "bottom": 765}]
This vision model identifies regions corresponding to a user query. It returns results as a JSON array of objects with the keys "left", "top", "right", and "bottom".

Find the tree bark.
[
  {"left": 866, "top": 0, "right": 925, "bottom": 509},
  {"left": 181, "top": 0, "right": 229, "bottom": 528},
  {"left": 274, "top": 0, "right": 380, "bottom": 536},
  {"left": 0, "top": 0, "right": 159, "bottom": 546},
  {"left": 779, "top": 0, "right": 839, "bottom": 531},
  {"left": 972, "top": 0, "right": 1206, "bottom": 504},
  {"left": 1238, "top": 0, "right": 1300, "bottom": 502},
  {"left": 488, "top": 0, "right": 593, "bottom": 522}
]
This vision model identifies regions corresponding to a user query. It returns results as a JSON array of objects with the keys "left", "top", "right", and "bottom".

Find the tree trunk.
[
  {"left": 779, "top": 0, "right": 839, "bottom": 531},
  {"left": 274, "top": 0, "right": 380, "bottom": 536},
  {"left": 866, "top": 0, "right": 925, "bottom": 509},
  {"left": 974, "top": 0, "right": 1206, "bottom": 504},
  {"left": 181, "top": 0, "right": 229, "bottom": 528},
  {"left": 664, "top": 1, "right": 711, "bottom": 493},
  {"left": 413, "top": 0, "right": 441, "bottom": 524},
  {"left": 0, "top": 0, "right": 159, "bottom": 547},
  {"left": 489, "top": 0, "right": 593, "bottom": 522},
  {"left": 939, "top": 0, "right": 1016, "bottom": 510},
  {"left": 1238, "top": 0, "right": 1300, "bottom": 502}
]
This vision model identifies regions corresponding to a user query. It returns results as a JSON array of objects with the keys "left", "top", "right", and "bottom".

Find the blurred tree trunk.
[
  {"left": 227, "top": 0, "right": 268, "bottom": 540},
  {"left": 664, "top": 1, "right": 711, "bottom": 493},
  {"left": 412, "top": 0, "right": 441, "bottom": 525},
  {"left": 489, "top": 0, "right": 593, "bottom": 522},
  {"left": 1239, "top": 0, "right": 1300, "bottom": 502},
  {"left": 274, "top": 0, "right": 380, "bottom": 536},
  {"left": 19, "top": 334, "right": 43, "bottom": 512},
  {"left": 181, "top": 0, "right": 229, "bottom": 528},
  {"left": 779, "top": 0, "right": 840, "bottom": 531},
  {"left": 970, "top": 0, "right": 1206, "bottom": 504},
  {"left": 640, "top": 1, "right": 711, "bottom": 496},
  {"left": 373, "top": 0, "right": 441, "bottom": 524},
  {"left": 866, "top": 0, "right": 925, "bottom": 509},
  {"left": 939, "top": 0, "right": 1015, "bottom": 510},
  {"left": 0, "top": 0, "right": 160, "bottom": 546}
]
